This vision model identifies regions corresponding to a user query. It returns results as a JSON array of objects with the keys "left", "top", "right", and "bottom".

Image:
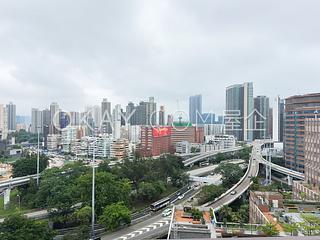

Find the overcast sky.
[{"left": 1, "top": 0, "right": 320, "bottom": 116}]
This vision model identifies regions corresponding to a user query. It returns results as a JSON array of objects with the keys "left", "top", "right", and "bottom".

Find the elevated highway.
[
  {"left": 0, "top": 174, "right": 38, "bottom": 189},
  {"left": 204, "top": 141, "right": 260, "bottom": 211},
  {"left": 206, "top": 140, "right": 304, "bottom": 211},
  {"left": 188, "top": 159, "right": 245, "bottom": 184},
  {"left": 256, "top": 151, "right": 304, "bottom": 180},
  {"left": 183, "top": 146, "right": 244, "bottom": 167}
]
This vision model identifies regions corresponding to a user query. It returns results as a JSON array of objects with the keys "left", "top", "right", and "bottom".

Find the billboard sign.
[{"left": 153, "top": 127, "right": 171, "bottom": 137}]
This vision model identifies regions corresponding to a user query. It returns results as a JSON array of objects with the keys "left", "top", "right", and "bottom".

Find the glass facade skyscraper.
[
  {"left": 189, "top": 94, "right": 202, "bottom": 124},
  {"left": 225, "top": 82, "right": 253, "bottom": 142},
  {"left": 253, "top": 96, "right": 270, "bottom": 140}
]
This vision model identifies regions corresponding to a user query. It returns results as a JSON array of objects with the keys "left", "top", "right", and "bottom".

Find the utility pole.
[
  {"left": 91, "top": 138, "right": 96, "bottom": 239},
  {"left": 36, "top": 126, "right": 40, "bottom": 187}
]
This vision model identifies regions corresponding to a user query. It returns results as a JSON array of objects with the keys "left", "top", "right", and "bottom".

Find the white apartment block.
[{"left": 205, "top": 135, "right": 236, "bottom": 149}]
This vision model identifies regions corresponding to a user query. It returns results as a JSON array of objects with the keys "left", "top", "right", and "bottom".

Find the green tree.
[
  {"left": 0, "top": 214, "right": 55, "bottom": 240},
  {"left": 238, "top": 204, "right": 249, "bottom": 223},
  {"left": 17, "top": 178, "right": 38, "bottom": 208},
  {"left": 114, "top": 158, "right": 150, "bottom": 191},
  {"left": 214, "top": 153, "right": 226, "bottom": 163},
  {"left": 113, "top": 154, "right": 186, "bottom": 190},
  {"left": 237, "top": 146, "right": 252, "bottom": 160},
  {"left": 138, "top": 182, "right": 158, "bottom": 201},
  {"left": 12, "top": 154, "right": 49, "bottom": 177},
  {"left": 282, "top": 223, "right": 299, "bottom": 236},
  {"left": 76, "top": 172, "right": 131, "bottom": 216},
  {"left": 190, "top": 208, "right": 202, "bottom": 221},
  {"left": 218, "top": 205, "right": 233, "bottom": 222},
  {"left": 98, "top": 160, "right": 111, "bottom": 172},
  {"left": 198, "top": 185, "right": 226, "bottom": 204},
  {"left": 298, "top": 214, "right": 320, "bottom": 236},
  {"left": 250, "top": 176, "right": 260, "bottom": 191},
  {"left": 137, "top": 181, "right": 166, "bottom": 201},
  {"left": 214, "top": 163, "right": 244, "bottom": 188},
  {"left": 32, "top": 162, "right": 89, "bottom": 226},
  {"left": 99, "top": 202, "right": 131, "bottom": 230},
  {"left": 230, "top": 212, "right": 241, "bottom": 222},
  {"left": 73, "top": 206, "right": 92, "bottom": 225},
  {"left": 9, "top": 129, "right": 43, "bottom": 144},
  {"left": 299, "top": 192, "right": 307, "bottom": 201},
  {"left": 258, "top": 223, "right": 279, "bottom": 236}
]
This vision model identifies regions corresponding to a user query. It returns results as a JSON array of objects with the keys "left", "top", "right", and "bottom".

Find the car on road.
[
  {"left": 230, "top": 190, "right": 237, "bottom": 195},
  {"left": 162, "top": 208, "right": 172, "bottom": 217},
  {"left": 194, "top": 185, "right": 200, "bottom": 190},
  {"left": 177, "top": 194, "right": 185, "bottom": 200}
]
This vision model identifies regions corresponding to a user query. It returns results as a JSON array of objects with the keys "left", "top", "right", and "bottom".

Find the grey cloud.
[{"left": 0, "top": 0, "right": 320, "bottom": 115}]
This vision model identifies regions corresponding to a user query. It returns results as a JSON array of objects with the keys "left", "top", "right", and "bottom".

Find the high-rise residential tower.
[
  {"left": 253, "top": 96, "right": 270, "bottom": 140},
  {"left": 70, "top": 111, "right": 80, "bottom": 126},
  {"left": 133, "top": 97, "right": 157, "bottom": 126},
  {"left": 135, "top": 102, "right": 147, "bottom": 125},
  {"left": 6, "top": 102, "right": 16, "bottom": 132},
  {"left": 42, "top": 108, "right": 51, "bottom": 148},
  {"left": 126, "top": 102, "right": 136, "bottom": 125},
  {"left": 272, "top": 96, "right": 285, "bottom": 142},
  {"left": 0, "top": 104, "right": 4, "bottom": 132},
  {"left": 0, "top": 104, "right": 7, "bottom": 140},
  {"left": 159, "top": 106, "right": 165, "bottom": 126},
  {"left": 31, "top": 108, "right": 43, "bottom": 134},
  {"left": 147, "top": 97, "right": 157, "bottom": 126},
  {"left": 225, "top": 82, "right": 254, "bottom": 141},
  {"left": 101, "top": 98, "right": 112, "bottom": 134},
  {"left": 189, "top": 94, "right": 202, "bottom": 124},
  {"left": 113, "top": 104, "right": 121, "bottom": 139},
  {"left": 50, "top": 102, "right": 59, "bottom": 134},
  {"left": 92, "top": 105, "right": 101, "bottom": 129}
]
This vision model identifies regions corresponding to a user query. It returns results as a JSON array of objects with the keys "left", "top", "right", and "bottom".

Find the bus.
[{"left": 150, "top": 197, "right": 171, "bottom": 211}]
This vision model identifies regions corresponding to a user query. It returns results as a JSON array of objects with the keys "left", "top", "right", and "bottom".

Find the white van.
[{"left": 162, "top": 208, "right": 172, "bottom": 217}]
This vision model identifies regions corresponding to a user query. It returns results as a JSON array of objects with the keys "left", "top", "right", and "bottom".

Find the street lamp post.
[
  {"left": 17, "top": 194, "right": 21, "bottom": 211},
  {"left": 36, "top": 126, "right": 40, "bottom": 187},
  {"left": 91, "top": 138, "right": 96, "bottom": 239}
]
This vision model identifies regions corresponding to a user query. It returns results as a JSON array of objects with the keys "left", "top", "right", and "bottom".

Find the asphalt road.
[
  {"left": 210, "top": 143, "right": 260, "bottom": 210},
  {"left": 101, "top": 188, "right": 199, "bottom": 240}
]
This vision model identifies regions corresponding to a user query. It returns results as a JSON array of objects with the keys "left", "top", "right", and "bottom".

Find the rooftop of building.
[
  {"left": 250, "top": 191, "right": 286, "bottom": 232},
  {"left": 285, "top": 93, "right": 320, "bottom": 105},
  {"left": 172, "top": 122, "right": 193, "bottom": 127},
  {"left": 251, "top": 191, "right": 284, "bottom": 198},
  {"left": 174, "top": 205, "right": 211, "bottom": 225}
]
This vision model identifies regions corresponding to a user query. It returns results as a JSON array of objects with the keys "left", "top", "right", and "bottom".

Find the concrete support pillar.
[
  {"left": 287, "top": 176, "right": 293, "bottom": 186},
  {"left": 4, "top": 188, "right": 11, "bottom": 210},
  {"left": 265, "top": 149, "right": 272, "bottom": 185}
]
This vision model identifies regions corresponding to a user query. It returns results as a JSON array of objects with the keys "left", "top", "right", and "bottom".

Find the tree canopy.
[
  {"left": 99, "top": 202, "right": 131, "bottom": 230},
  {"left": 0, "top": 214, "right": 55, "bottom": 240},
  {"left": 15, "top": 154, "right": 187, "bottom": 230},
  {"left": 12, "top": 154, "right": 49, "bottom": 178},
  {"left": 214, "top": 163, "right": 244, "bottom": 188}
]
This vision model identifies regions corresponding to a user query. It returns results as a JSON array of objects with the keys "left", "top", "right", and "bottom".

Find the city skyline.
[
  {"left": 0, "top": 88, "right": 310, "bottom": 118},
  {"left": 1, "top": 1, "right": 320, "bottom": 115},
  {"left": 2, "top": 1, "right": 320, "bottom": 239}
]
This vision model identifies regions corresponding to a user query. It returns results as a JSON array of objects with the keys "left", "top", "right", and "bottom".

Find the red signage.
[{"left": 153, "top": 127, "right": 171, "bottom": 137}]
